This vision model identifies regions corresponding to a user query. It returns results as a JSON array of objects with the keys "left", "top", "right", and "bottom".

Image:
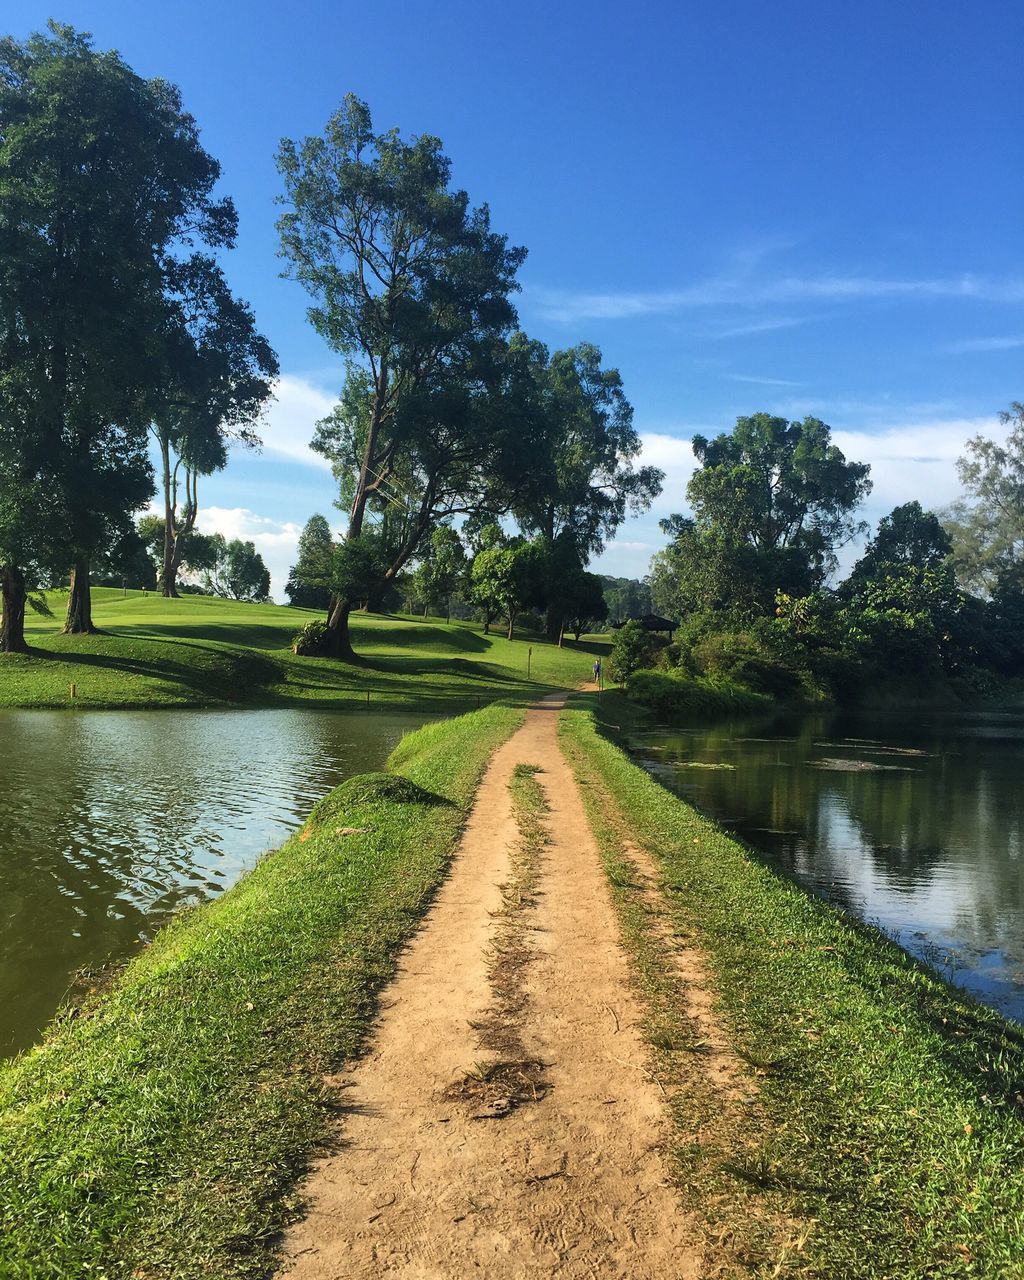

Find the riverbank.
[
  {"left": 0, "top": 703, "right": 524, "bottom": 1279},
  {"left": 1, "top": 589, "right": 608, "bottom": 710},
  {"left": 563, "top": 693, "right": 1024, "bottom": 1278}
]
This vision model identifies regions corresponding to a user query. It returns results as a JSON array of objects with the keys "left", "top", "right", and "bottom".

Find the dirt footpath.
[{"left": 279, "top": 696, "right": 703, "bottom": 1279}]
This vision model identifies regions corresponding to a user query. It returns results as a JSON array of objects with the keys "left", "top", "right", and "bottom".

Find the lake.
[
  {"left": 630, "top": 706, "right": 1024, "bottom": 1023},
  {"left": 0, "top": 708, "right": 430, "bottom": 1057}
]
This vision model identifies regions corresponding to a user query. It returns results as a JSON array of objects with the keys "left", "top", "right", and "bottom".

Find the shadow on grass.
[{"left": 21, "top": 640, "right": 280, "bottom": 704}]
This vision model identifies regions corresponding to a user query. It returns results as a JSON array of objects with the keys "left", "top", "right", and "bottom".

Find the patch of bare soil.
[{"left": 279, "top": 696, "right": 703, "bottom": 1278}]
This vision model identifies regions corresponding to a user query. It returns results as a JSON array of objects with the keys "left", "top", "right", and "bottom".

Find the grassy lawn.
[
  {"left": 0, "top": 702, "right": 525, "bottom": 1280},
  {"left": 562, "top": 695, "right": 1024, "bottom": 1279},
  {"left": 0, "top": 589, "right": 610, "bottom": 710}
]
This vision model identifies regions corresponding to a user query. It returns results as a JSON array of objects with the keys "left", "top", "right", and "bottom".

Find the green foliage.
[
  {"left": 599, "top": 575, "right": 652, "bottom": 625},
  {"left": 0, "top": 22, "right": 272, "bottom": 635},
  {"left": 945, "top": 402, "right": 1024, "bottom": 593},
  {"left": 277, "top": 95, "right": 527, "bottom": 655},
  {"left": 624, "top": 668, "right": 770, "bottom": 716},
  {"left": 607, "top": 619, "right": 661, "bottom": 683},
  {"left": 412, "top": 525, "right": 467, "bottom": 619},
  {"left": 468, "top": 539, "right": 546, "bottom": 637},
  {"left": 285, "top": 514, "right": 335, "bottom": 610},
  {"left": 292, "top": 617, "right": 330, "bottom": 656},
  {"left": 510, "top": 335, "right": 662, "bottom": 559},
  {"left": 201, "top": 535, "right": 271, "bottom": 603}
]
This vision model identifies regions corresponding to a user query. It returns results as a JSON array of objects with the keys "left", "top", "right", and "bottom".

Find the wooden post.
[
  {"left": 528, "top": 646, "right": 532, "bottom": 678},
  {"left": 69, "top": 683, "right": 76, "bottom": 699}
]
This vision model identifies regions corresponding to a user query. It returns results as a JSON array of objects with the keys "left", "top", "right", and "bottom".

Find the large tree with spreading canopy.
[{"left": 276, "top": 94, "right": 527, "bottom": 659}]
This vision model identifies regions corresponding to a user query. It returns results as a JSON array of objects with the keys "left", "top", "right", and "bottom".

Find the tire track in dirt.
[{"left": 279, "top": 696, "right": 702, "bottom": 1278}]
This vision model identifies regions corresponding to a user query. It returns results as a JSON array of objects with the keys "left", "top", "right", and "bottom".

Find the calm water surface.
[
  {"left": 631, "top": 708, "right": 1024, "bottom": 1022},
  {"left": 0, "top": 708, "right": 430, "bottom": 1056}
]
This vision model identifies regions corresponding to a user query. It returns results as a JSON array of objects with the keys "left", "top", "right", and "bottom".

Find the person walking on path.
[{"left": 592, "top": 657, "right": 603, "bottom": 691}]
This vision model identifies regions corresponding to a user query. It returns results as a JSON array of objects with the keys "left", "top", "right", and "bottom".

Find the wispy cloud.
[
  {"left": 532, "top": 272, "right": 1024, "bottom": 325},
  {"left": 728, "top": 373, "right": 804, "bottom": 387},
  {"left": 712, "top": 315, "right": 814, "bottom": 339},
  {"left": 233, "top": 374, "right": 336, "bottom": 471},
  {"left": 946, "top": 335, "right": 1024, "bottom": 354}
]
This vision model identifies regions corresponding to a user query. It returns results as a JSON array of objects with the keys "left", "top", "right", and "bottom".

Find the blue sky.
[{"left": 9, "top": 0, "right": 1024, "bottom": 594}]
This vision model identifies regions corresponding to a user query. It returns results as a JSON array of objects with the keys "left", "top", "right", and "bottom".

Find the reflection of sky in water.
[
  {"left": 0, "top": 708, "right": 432, "bottom": 1057},
  {"left": 634, "top": 709, "right": 1024, "bottom": 1022}
]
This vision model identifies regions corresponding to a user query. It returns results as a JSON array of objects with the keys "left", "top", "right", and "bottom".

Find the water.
[
  {"left": 0, "top": 708, "right": 430, "bottom": 1057},
  {"left": 630, "top": 707, "right": 1024, "bottom": 1022}
]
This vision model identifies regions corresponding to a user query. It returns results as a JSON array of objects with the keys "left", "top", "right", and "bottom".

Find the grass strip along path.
[
  {"left": 1, "top": 589, "right": 608, "bottom": 711},
  {"left": 562, "top": 696, "right": 1024, "bottom": 1279},
  {"left": 0, "top": 703, "right": 524, "bottom": 1280}
]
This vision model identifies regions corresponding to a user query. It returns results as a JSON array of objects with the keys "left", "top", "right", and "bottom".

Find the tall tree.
[
  {"left": 685, "top": 413, "right": 872, "bottom": 591},
  {"left": 412, "top": 525, "right": 467, "bottom": 621},
  {"left": 277, "top": 94, "right": 526, "bottom": 659},
  {"left": 285, "top": 514, "right": 335, "bottom": 609},
  {"left": 945, "top": 403, "right": 1024, "bottom": 593},
  {"left": 152, "top": 261, "right": 277, "bottom": 598},
  {"left": 0, "top": 23, "right": 261, "bottom": 636},
  {"left": 849, "top": 501, "right": 952, "bottom": 582},
  {"left": 511, "top": 336, "right": 662, "bottom": 635}
]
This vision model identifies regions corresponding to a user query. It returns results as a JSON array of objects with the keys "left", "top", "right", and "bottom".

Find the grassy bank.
[
  {"left": 0, "top": 589, "right": 607, "bottom": 710},
  {"left": 562, "top": 695, "right": 1024, "bottom": 1279},
  {"left": 626, "top": 666, "right": 772, "bottom": 716},
  {"left": 0, "top": 702, "right": 523, "bottom": 1280}
]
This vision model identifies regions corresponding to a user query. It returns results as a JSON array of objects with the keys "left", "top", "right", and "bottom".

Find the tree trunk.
[
  {"left": 159, "top": 433, "right": 180, "bottom": 598},
  {"left": 558, "top": 620, "right": 565, "bottom": 647},
  {"left": 0, "top": 565, "right": 28, "bottom": 654},
  {"left": 64, "top": 558, "right": 97, "bottom": 634},
  {"left": 507, "top": 612, "right": 516, "bottom": 641},
  {"left": 483, "top": 615, "right": 490, "bottom": 635},
  {"left": 325, "top": 596, "right": 357, "bottom": 662}
]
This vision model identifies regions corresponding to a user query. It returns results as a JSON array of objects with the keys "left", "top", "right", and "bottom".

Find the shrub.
[
  {"left": 292, "top": 617, "right": 329, "bottom": 655},
  {"left": 608, "top": 620, "right": 662, "bottom": 683},
  {"left": 626, "top": 668, "right": 771, "bottom": 717}
]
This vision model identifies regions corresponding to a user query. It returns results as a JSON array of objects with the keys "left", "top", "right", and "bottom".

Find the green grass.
[
  {"left": 562, "top": 696, "right": 1024, "bottom": 1279},
  {"left": 0, "top": 702, "right": 524, "bottom": 1280},
  {"left": 0, "top": 589, "right": 609, "bottom": 710}
]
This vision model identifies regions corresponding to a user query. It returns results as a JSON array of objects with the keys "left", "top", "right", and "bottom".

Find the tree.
[
  {"left": 560, "top": 570, "right": 609, "bottom": 641},
  {"left": 511, "top": 336, "right": 662, "bottom": 634},
  {"left": 152, "top": 262, "right": 277, "bottom": 598},
  {"left": 686, "top": 413, "right": 872, "bottom": 592},
  {"left": 649, "top": 517, "right": 782, "bottom": 623},
  {"left": 599, "top": 575, "right": 652, "bottom": 625},
  {"left": 945, "top": 403, "right": 1024, "bottom": 593},
  {"left": 285, "top": 514, "right": 335, "bottom": 609},
  {"left": 849, "top": 502, "right": 952, "bottom": 582},
  {"left": 138, "top": 515, "right": 220, "bottom": 585},
  {"left": 469, "top": 540, "right": 545, "bottom": 640},
  {"left": 202, "top": 536, "right": 271, "bottom": 602},
  {"left": 0, "top": 24, "right": 258, "bottom": 636},
  {"left": 93, "top": 526, "right": 158, "bottom": 591},
  {"left": 608, "top": 619, "right": 659, "bottom": 684},
  {"left": 277, "top": 94, "right": 526, "bottom": 659},
  {"left": 412, "top": 525, "right": 467, "bottom": 621}
]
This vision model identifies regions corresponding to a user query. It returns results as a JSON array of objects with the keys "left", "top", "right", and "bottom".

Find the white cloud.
[
  {"left": 946, "top": 335, "right": 1024, "bottom": 354},
  {"left": 532, "top": 271, "right": 1024, "bottom": 325},
  {"left": 195, "top": 506, "right": 312, "bottom": 602},
  {"left": 728, "top": 373, "right": 804, "bottom": 387},
  {"left": 238, "top": 374, "right": 336, "bottom": 471},
  {"left": 636, "top": 431, "right": 698, "bottom": 514}
]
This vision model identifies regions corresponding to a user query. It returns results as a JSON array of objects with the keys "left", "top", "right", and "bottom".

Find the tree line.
[
  {"left": 639, "top": 410, "right": 1024, "bottom": 702},
  {"left": 0, "top": 25, "right": 661, "bottom": 654}
]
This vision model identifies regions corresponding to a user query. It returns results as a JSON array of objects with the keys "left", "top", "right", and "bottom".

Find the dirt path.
[{"left": 279, "top": 696, "right": 703, "bottom": 1279}]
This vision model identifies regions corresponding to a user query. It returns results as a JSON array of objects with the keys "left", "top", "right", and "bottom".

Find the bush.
[
  {"left": 608, "top": 620, "right": 663, "bottom": 683},
  {"left": 292, "top": 618, "right": 329, "bottom": 655},
  {"left": 626, "top": 668, "right": 771, "bottom": 717}
]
